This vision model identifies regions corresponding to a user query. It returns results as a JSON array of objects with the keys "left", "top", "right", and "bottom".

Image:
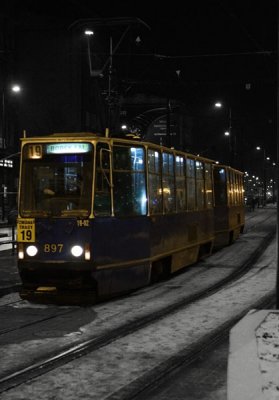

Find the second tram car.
[
  {"left": 16, "top": 133, "right": 244, "bottom": 303},
  {"left": 213, "top": 165, "right": 245, "bottom": 248}
]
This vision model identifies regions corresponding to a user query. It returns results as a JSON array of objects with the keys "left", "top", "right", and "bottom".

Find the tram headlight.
[
  {"left": 71, "top": 245, "right": 83, "bottom": 257},
  {"left": 26, "top": 245, "right": 38, "bottom": 257}
]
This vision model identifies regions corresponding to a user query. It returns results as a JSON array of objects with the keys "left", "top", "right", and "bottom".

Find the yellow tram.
[{"left": 16, "top": 133, "right": 245, "bottom": 303}]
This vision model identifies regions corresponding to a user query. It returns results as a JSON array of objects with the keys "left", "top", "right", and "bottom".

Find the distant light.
[
  {"left": 224, "top": 131, "right": 230, "bottom": 136},
  {"left": 121, "top": 124, "right": 127, "bottom": 130},
  {"left": 85, "top": 30, "right": 94, "bottom": 36},
  {"left": 11, "top": 85, "right": 21, "bottom": 93},
  {"left": 214, "top": 102, "right": 222, "bottom": 108},
  {"left": 256, "top": 146, "right": 261, "bottom": 151},
  {"left": 266, "top": 157, "right": 270, "bottom": 161}
]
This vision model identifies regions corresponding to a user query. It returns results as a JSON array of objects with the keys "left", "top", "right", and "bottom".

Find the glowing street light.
[
  {"left": 84, "top": 30, "right": 94, "bottom": 36},
  {"left": 11, "top": 85, "right": 21, "bottom": 93}
]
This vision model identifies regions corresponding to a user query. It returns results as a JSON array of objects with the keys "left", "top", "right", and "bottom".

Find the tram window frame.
[
  {"left": 186, "top": 157, "right": 196, "bottom": 211},
  {"left": 94, "top": 142, "right": 112, "bottom": 217},
  {"left": 213, "top": 167, "right": 227, "bottom": 206},
  {"left": 162, "top": 152, "right": 175, "bottom": 214},
  {"left": 147, "top": 148, "right": 163, "bottom": 215},
  {"left": 229, "top": 170, "right": 235, "bottom": 206},
  {"left": 195, "top": 160, "right": 205, "bottom": 210},
  {"left": 204, "top": 163, "right": 213, "bottom": 208},
  {"left": 112, "top": 144, "right": 147, "bottom": 217},
  {"left": 175, "top": 155, "right": 187, "bottom": 212},
  {"left": 229, "top": 170, "right": 233, "bottom": 205},
  {"left": 239, "top": 174, "right": 244, "bottom": 204},
  {"left": 236, "top": 174, "right": 239, "bottom": 204},
  {"left": 19, "top": 142, "right": 94, "bottom": 217}
]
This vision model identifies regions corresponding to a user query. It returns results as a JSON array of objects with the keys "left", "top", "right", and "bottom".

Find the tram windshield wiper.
[
  {"left": 20, "top": 210, "right": 51, "bottom": 217},
  {"left": 61, "top": 209, "right": 89, "bottom": 217}
]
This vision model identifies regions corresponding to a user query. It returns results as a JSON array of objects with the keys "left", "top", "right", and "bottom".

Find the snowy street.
[{"left": 0, "top": 206, "right": 277, "bottom": 399}]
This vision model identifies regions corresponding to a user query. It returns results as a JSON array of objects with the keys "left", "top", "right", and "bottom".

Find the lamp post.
[
  {"left": 85, "top": 30, "right": 94, "bottom": 77},
  {"left": 1, "top": 84, "right": 22, "bottom": 149},
  {"left": 79, "top": 18, "right": 151, "bottom": 138},
  {"left": 256, "top": 146, "right": 267, "bottom": 207},
  {"left": 1, "top": 84, "right": 21, "bottom": 220},
  {"left": 214, "top": 102, "right": 235, "bottom": 166}
]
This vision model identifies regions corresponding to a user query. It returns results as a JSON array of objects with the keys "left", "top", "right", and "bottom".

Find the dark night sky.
[{"left": 3, "top": 0, "right": 278, "bottom": 165}]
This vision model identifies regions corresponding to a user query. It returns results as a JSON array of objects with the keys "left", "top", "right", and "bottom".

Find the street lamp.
[
  {"left": 11, "top": 85, "right": 21, "bottom": 93},
  {"left": 1, "top": 84, "right": 22, "bottom": 149},
  {"left": 214, "top": 102, "right": 234, "bottom": 165},
  {"left": 1, "top": 84, "right": 21, "bottom": 220}
]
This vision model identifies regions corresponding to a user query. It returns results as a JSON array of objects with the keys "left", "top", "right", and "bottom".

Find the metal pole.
[
  {"left": 106, "top": 37, "right": 113, "bottom": 137},
  {"left": 1, "top": 90, "right": 5, "bottom": 149},
  {"left": 229, "top": 107, "right": 235, "bottom": 167},
  {"left": 263, "top": 148, "right": 267, "bottom": 207},
  {"left": 166, "top": 99, "right": 171, "bottom": 147},
  {"left": 86, "top": 35, "right": 93, "bottom": 76},
  {"left": 1, "top": 91, "right": 6, "bottom": 221},
  {"left": 276, "top": 3, "right": 279, "bottom": 309}
]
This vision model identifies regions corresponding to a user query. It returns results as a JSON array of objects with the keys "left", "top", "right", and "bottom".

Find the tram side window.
[
  {"left": 213, "top": 167, "right": 227, "bottom": 206},
  {"left": 186, "top": 158, "right": 196, "bottom": 210},
  {"left": 229, "top": 170, "right": 235, "bottom": 206},
  {"left": 148, "top": 149, "right": 163, "bottom": 214},
  {"left": 239, "top": 175, "right": 244, "bottom": 204},
  {"left": 234, "top": 174, "right": 240, "bottom": 205},
  {"left": 175, "top": 155, "right": 186, "bottom": 212},
  {"left": 204, "top": 163, "right": 213, "bottom": 208},
  {"left": 94, "top": 143, "right": 111, "bottom": 216},
  {"left": 195, "top": 161, "right": 205, "bottom": 209},
  {"left": 236, "top": 173, "right": 242, "bottom": 205},
  {"left": 162, "top": 152, "right": 175, "bottom": 213},
  {"left": 237, "top": 174, "right": 243, "bottom": 205},
  {"left": 113, "top": 145, "right": 147, "bottom": 216}
]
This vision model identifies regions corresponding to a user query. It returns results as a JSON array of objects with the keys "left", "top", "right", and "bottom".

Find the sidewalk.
[
  {"left": 227, "top": 204, "right": 278, "bottom": 399},
  {"left": 228, "top": 309, "right": 279, "bottom": 400},
  {"left": 0, "top": 223, "right": 16, "bottom": 252}
]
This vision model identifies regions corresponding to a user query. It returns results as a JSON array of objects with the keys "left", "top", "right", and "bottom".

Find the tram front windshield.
[{"left": 19, "top": 142, "right": 93, "bottom": 217}]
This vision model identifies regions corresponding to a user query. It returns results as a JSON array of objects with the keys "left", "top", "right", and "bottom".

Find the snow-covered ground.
[{"left": 0, "top": 210, "right": 277, "bottom": 400}]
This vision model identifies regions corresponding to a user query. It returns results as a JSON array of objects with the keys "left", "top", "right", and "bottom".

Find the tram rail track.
[
  {"left": 0, "top": 224, "right": 276, "bottom": 394},
  {"left": 107, "top": 294, "right": 275, "bottom": 400}
]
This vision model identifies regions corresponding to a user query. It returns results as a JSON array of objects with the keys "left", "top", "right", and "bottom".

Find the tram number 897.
[{"left": 43, "top": 244, "right": 64, "bottom": 253}]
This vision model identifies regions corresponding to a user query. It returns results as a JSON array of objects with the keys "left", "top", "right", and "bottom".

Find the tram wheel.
[{"left": 151, "top": 258, "right": 171, "bottom": 283}]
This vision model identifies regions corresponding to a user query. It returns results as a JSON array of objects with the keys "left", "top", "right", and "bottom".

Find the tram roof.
[{"left": 20, "top": 131, "right": 240, "bottom": 169}]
